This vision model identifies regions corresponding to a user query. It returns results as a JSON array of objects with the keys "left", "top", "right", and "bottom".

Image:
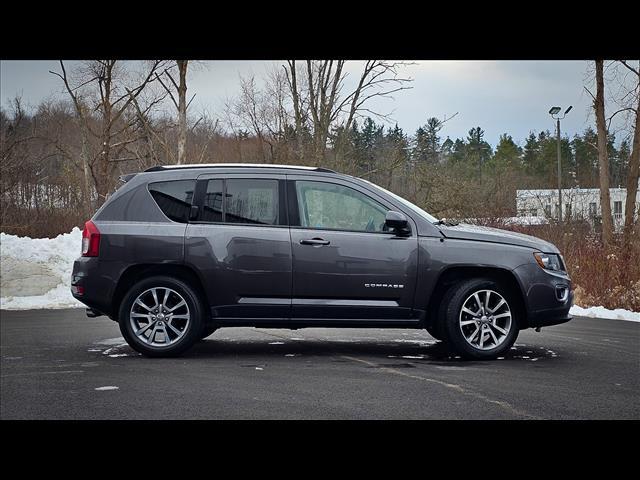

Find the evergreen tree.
[
  {"left": 522, "top": 132, "right": 540, "bottom": 176},
  {"left": 606, "top": 133, "right": 623, "bottom": 188},
  {"left": 386, "top": 123, "right": 410, "bottom": 163},
  {"left": 412, "top": 117, "right": 443, "bottom": 165},
  {"left": 491, "top": 133, "right": 522, "bottom": 172},
  {"left": 350, "top": 117, "right": 385, "bottom": 174},
  {"left": 384, "top": 123, "right": 411, "bottom": 191},
  {"left": 617, "top": 139, "right": 631, "bottom": 188},
  {"left": 571, "top": 128, "right": 599, "bottom": 187},
  {"left": 465, "top": 127, "right": 492, "bottom": 177},
  {"left": 441, "top": 136, "right": 454, "bottom": 162},
  {"left": 536, "top": 130, "right": 574, "bottom": 188},
  {"left": 449, "top": 138, "right": 466, "bottom": 164}
]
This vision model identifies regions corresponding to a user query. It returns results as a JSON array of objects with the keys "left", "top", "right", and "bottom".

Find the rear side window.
[
  {"left": 148, "top": 180, "right": 195, "bottom": 223},
  {"left": 226, "top": 179, "right": 279, "bottom": 225}
]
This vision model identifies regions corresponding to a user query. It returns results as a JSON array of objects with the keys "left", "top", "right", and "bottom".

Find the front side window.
[
  {"left": 360, "top": 178, "right": 438, "bottom": 223},
  {"left": 295, "top": 180, "right": 388, "bottom": 232},
  {"left": 225, "top": 179, "right": 279, "bottom": 225},
  {"left": 148, "top": 180, "right": 195, "bottom": 223}
]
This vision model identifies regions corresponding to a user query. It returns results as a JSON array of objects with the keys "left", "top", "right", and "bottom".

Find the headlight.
[{"left": 533, "top": 252, "right": 564, "bottom": 271}]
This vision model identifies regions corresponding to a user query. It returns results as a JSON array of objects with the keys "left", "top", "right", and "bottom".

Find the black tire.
[
  {"left": 439, "top": 278, "right": 519, "bottom": 360},
  {"left": 200, "top": 325, "right": 217, "bottom": 340},
  {"left": 118, "top": 275, "right": 204, "bottom": 357}
]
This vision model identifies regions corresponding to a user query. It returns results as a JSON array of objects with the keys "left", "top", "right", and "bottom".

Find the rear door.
[
  {"left": 287, "top": 175, "right": 419, "bottom": 321},
  {"left": 184, "top": 173, "right": 292, "bottom": 321}
]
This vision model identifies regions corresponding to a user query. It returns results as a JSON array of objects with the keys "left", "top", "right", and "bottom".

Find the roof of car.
[{"left": 144, "top": 163, "right": 336, "bottom": 173}]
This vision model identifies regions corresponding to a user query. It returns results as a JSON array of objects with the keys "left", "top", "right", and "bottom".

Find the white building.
[{"left": 516, "top": 187, "right": 639, "bottom": 231}]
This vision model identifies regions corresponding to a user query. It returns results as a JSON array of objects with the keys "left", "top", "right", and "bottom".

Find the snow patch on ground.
[
  {"left": 569, "top": 305, "right": 639, "bottom": 322},
  {"left": 1, "top": 228, "right": 84, "bottom": 310},
  {"left": 1, "top": 228, "right": 639, "bottom": 323}
]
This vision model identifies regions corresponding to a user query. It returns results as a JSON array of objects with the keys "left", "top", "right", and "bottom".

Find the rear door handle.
[{"left": 299, "top": 238, "right": 330, "bottom": 246}]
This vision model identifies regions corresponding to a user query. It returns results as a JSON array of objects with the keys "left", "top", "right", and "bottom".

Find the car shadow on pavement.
[{"left": 90, "top": 336, "right": 560, "bottom": 364}]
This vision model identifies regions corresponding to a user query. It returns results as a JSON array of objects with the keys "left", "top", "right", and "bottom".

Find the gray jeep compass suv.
[{"left": 71, "top": 163, "right": 573, "bottom": 359}]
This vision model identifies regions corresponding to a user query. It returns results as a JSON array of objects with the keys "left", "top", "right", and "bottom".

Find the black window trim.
[
  {"left": 191, "top": 177, "right": 287, "bottom": 228},
  {"left": 286, "top": 178, "right": 412, "bottom": 236}
]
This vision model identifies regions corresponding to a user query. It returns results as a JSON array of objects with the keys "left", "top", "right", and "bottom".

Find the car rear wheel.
[
  {"left": 440, "top": 278, "right": 519, "bottom": 360},
  {"left": 118, "top": 276, "right": 204, "bottom": 357}
]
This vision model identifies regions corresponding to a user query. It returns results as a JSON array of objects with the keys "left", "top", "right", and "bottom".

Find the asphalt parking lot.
[{"left": 1, "top": 308, "right": 638, "bottom": 419}]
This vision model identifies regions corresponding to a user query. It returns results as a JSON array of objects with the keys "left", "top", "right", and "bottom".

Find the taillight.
[{"left": 82, "top": 220, "right": 101, "bottom": 257}]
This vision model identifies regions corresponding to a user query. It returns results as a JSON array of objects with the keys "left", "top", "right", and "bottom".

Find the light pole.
[{"left": 548, "top": 105, "right": 572, "bottom": 222}]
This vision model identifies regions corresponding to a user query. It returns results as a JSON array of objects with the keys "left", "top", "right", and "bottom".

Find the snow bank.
[
  {"left": 1, "top": 228, "right": 640, "bottom": 323},
  {"left": 569, "top": 305, "right": 639, "bottom": 322},
  {"left": 1, "top": 228, "right": 84, "bottom": 310}
]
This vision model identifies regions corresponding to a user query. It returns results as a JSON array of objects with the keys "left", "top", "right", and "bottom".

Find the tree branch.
[{"left": 618, "top": 60, "right": 640, "bottom": 77}]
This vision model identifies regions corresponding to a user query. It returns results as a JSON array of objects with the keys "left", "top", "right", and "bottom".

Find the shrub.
[{"left": 506, "top": 222, "right": 640, "bottom": 312}]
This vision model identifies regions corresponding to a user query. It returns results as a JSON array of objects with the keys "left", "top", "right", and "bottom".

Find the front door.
[{"left": 288, "top": 176, "right": 418, "bottom": 321}]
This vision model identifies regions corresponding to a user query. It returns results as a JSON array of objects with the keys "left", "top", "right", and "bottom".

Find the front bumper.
[{"left": 513, "top": 263, "right": 573, "bottom": 329}]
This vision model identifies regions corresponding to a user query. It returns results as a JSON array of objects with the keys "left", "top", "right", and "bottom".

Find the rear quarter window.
[{"left": 148, "top": 180, "right": 195, "bottom": 223}]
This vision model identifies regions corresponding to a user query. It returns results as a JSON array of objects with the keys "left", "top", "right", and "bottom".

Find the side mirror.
[{"left": 385, "top": 211, "right": 410, "bottom": 235}]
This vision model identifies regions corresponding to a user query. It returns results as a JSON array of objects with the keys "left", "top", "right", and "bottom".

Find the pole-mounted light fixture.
[{"left": 548, "top": 105, "right": 573, "bottom": 222}]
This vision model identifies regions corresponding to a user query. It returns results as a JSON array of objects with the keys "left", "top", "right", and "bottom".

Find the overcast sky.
[{"left": 0, "top": 60, "right": 628, "bottom": 147}]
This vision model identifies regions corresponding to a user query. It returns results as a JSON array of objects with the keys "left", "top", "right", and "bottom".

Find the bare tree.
[
  {"left": 626, "top": 103, "right": 640, "bottom": 236},
  {"left": 224, "top": 76, "right": 269, "bottom": 162},
  {"left": 154, "top": 60, "right": 193, "bottom": 164},
  {"left": 224, "top": 69, "right": 293, "bottom": 163},
  {"left": 283, "top": 60, "right": 413, "bottom": 165},
  {"left": 0, "top": 97, "right": 32, "bottom": 196},
  {"left": 593, "top": 60, "right": 615, "bottom": 246},
  {"left": 188, "top": 111, "right": 219, "bottom": 163},
  {"left": 50, "top": 60, "right": 163, "bottom": 209},
  {"left": 284, "top": 61, "right": 306, "bottom": 162},
  {"left": 125, "top": 87, "right": 173, "bottom": 167},
  {"left": 617, "top": 60, "right": 640, "bottom": 240}
]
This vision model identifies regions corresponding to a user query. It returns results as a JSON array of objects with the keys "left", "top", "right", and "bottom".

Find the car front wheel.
[
  {"left": 440, "top": 278, "right": 519, "bottom": 360},
  {"left": 118, "top": 276, "right": 204, "bottom": 357}
]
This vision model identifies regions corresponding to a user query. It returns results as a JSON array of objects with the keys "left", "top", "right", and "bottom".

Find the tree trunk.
[
  {"left": 97, "top": 72, "right": 113, "bottom": 203},
  {"left": 79, "top": 126, "right": 93, "bottom": 216},
  {"left": 176, "top": 60, "right": 188, "bottom": 165},
  {"left": 595, "top": 60, "right": 614, "bottom": 246},
  {"left": 286, "top": 61, "right": 305, "bottom": 164},
  {"left": 624, "top": 103, "right": 640, "bottom": 240}
]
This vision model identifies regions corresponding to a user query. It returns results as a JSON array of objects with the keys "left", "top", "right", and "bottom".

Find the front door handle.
[{"left": 299, "top": 238, "right": 330, "bottom": 246}]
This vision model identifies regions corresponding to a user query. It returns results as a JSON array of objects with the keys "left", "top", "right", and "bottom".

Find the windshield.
[{"left": 360, "top": 178, "right": 439, "bottom": 223}]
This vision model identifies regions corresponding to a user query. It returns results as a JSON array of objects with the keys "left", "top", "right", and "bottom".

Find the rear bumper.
[
  {"left": 70, "top": 257, "right": 116, "bottom": 318},
  {"left": 514, "top": 263, "right": 573, "bottom": 329}
]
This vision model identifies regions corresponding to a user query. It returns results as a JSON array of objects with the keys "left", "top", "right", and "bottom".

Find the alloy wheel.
[
  {"left": 458, "top": 289, "right": 512, "bottom": 350},
  {"left": 129, "top": 287, "right": 190, "bottom": 347}
]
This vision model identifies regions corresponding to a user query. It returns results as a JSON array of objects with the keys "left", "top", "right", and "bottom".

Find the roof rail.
[{"left": 143, "top": 163, "right": 336, "bottom": 173}]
